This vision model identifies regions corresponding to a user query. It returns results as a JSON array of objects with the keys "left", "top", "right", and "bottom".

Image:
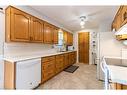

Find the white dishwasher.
[{"left": 16, "top": 58, "right": 41, "bottom": 89}]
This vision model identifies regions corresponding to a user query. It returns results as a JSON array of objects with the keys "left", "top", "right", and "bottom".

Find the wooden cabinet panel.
[
  {"left": 44, "top": 22, "right": 53, "bottom": 44},
  {"left": 68, "top": 52, "right": 77, "bottom": 65},
  {"left": 53, "top": 26, "right": 59, "bottom": 44},
  {"left": 115, "top": 13, "right": 122, "bottom": 31},
  {"left": 41, "top": 56, "right": 55, "bottom": 83},
  {"left": 70, "top": 33, "right": 73, "bottom": 45},
  {"left": 63, "top": 31, "right": 68, "bottom": 44},
  {"left": 67, "top": 32, "right": 73, "bottom": 45},
  {"left": 30, "top": 17, "right": 43, "bottom": 42},
  {"left": 121, "top": 6, "right": 127, "bottom": 26},
  {"left": 4, "top": 61, "right": 16, "bottom": 89},
  {"left": 63, "top": 53, "right": 69, "bottom": 68},
  {"left": 42, "top": 56, "right": 55, "bottom": 63},
  {"left": 42, "top": 61, "right": 55, "bottom": 71},
  {"left": 6, "top": 6, "right": 31, "bottom": 42},
  {"left": 55, "top": 55, "right": 64, "bottom": 74},
  {"left": 42, "top": 70, "right": 54, "bottom": 82}
]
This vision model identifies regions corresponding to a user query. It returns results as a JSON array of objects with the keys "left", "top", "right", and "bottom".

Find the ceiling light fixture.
[{"left": 80, "top": 16, "right": 86, "bottom": 28}]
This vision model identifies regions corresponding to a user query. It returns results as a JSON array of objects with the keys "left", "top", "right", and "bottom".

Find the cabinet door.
[
  {"left": 63, "top": 53, "right": 69, "bottom": 68},
  {"left": 67, "top": 32, "right": 70, "bottom": 45},
  {"left": 55, "top": 55, "right": 64, "bottom": 74},
  {"left": 11, "top": 7, "right": 30, "bottom": 42},
  {"left": 67, "top": 32, "right": 73, "bottom": 45},
  {"left": 31, "top": 17, "right": 43, "bottom": 42},
  {"left": 53, "top": 27, "right": 58, "bottom": 44},
  {"left": 44, "top": 23, "right": 53, "bottom": 44},
  {"left": 115, "top": 13, "right": 122, "bottom": 31},
  {"left": 70, "top": 33, "right": 73, "bottom": 45},
  {"left": 121, "top": 6, "right": 127, "bottom": 26},
  {"left": 42, "top": 57, "right": 55, "bottom": 83},
  {"left": 63, "top": 31, "right": 67, "bottom": 44}
]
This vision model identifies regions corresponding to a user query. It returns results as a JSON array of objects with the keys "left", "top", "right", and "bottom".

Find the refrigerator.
[{"left": 97, "top": 32, "right": 123, "bottom": 80}]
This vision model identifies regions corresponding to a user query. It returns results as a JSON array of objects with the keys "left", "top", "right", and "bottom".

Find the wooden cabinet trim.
[{"left": 4, "top": 61, "right": 16, "bottom": 89}]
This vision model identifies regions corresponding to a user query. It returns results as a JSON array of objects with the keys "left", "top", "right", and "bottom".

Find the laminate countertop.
[{"left": 4, "top": 50, "right": 76, "bottom": 63}]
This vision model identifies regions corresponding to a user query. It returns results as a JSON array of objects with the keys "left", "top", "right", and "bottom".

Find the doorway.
[{"left": 78, "top": 32, "right": 90, "bottom": 64}]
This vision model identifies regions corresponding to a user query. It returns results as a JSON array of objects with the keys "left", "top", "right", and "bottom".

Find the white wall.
[
  {"left": 99, "top": 32, "right": 124, "bottom": 58},
  {"left": 4, "top": 43, "right": 56, "bottom": 57},
  {"left": 73, "top": 28, "right": 98, "bottom": 64},
  {"left": 0, "top": 8, "right": 5, "bottom": 89}
]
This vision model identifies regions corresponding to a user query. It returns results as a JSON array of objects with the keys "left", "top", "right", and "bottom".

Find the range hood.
[{"left": 115, "top": 23, "right": 127, "bottom": 35}]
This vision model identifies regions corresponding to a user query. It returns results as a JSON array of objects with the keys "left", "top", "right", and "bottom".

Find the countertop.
[
  {"left": 4, "top": 50, "right": 76, "bottom": 63},
  {"left": 108, "top": 65, "right": 127, "bottom": 85}
]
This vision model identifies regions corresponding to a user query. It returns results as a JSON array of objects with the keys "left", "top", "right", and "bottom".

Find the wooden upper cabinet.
[
  {"left": 63, "top": 31, "right": 67, "bottom": 44},
  {"left": 30, "top": 17, "right": 44, "bottom": 42},
  {"left": 43, "top": 22, "right": 53, "bottom": 44},
  {"left": 70, "top": 33, "right": 73, "bottom": 45},
  {"left": 112, "top": 6, "right": 127, "bottom": 31},
  {"left": 67, "top": 32, "right": 73, "bottom": 45},
  {"left": 5, "top": 6, "right": 60, "bottom": 44},
  {"left": 6, "top": 6, "right": 30, "bottom": 42},
  {"left": 121, "top": 6, "right": 127, "bottom": 26},
  {"left": 53, "top": 26, "right": 59, "bottom": 44},
  {"left": 112, "top": 6, "right": 127, "bottom": 40},
  {"left": 115, "top": 13, "right": 122, "bottom": 31}
]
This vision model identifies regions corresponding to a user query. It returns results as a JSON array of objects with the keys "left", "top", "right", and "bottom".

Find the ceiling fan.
[
  {"left": 68, "top": 10, "right": 103, "bottom": 26},
  {"left": 79, "top": 16, "right": 88, "bottom": 28}
]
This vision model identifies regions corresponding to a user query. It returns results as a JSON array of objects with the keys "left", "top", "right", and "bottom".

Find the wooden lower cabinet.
[
  {"left": 55, "top": 54, "right": 64, "bottom": 74},
  {"left": 69, "top": 51, "right": 77, "bottom": 65},
  {"left": 63, "top": 53, "right": 69, "bottom": 68},
  {"left": 41, "top": 56, "right": 55, "bottom": 83},
  {"left": 41, "top": 51, "right": 77, "bottom": 84}
]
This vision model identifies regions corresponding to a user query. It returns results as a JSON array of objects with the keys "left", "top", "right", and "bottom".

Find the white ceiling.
[{"left": 30, "top": 6, "right": 119, "bottom": 32}]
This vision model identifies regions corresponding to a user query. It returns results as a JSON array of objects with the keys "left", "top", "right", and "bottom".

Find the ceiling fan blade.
[{"left": 87, "top": 10, "right": 103, "bottom": 17}]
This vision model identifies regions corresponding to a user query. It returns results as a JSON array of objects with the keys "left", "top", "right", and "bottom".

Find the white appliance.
[
  {"left": 68, "top": 46, "right": 74, "bottom": 51},
  {"left": 97, "top": 32, "right": 123, "bottom": 80},
  {"left": 16, "top": 58, "right": 41, "bottom": 89}
]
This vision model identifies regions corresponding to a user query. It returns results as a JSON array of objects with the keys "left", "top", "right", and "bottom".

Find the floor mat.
[{"left": 64, "top": 65, "right": 79, "bottom": 73}]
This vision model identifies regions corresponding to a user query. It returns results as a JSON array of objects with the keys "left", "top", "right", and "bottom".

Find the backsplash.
[{"left": 4, "top": 43, "right": 57, "bottom": 57}]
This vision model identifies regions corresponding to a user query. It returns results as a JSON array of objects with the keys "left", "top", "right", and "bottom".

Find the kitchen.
[{"left": 0, "top": 5, "right": 127, "bottom": 90}]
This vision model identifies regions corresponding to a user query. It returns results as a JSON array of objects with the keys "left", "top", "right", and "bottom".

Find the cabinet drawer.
[
  {"left": 56, "top": 60, "right": 63, "bottom": 67},
  {"left": 42, "top": 56, "right": 55, "bottom": 62},
  {"left": 42, "top": 61, "right": 55, "bottom": 71},
  {"left": 56, "top": 63, "right": 63, "bottom": 69},
  {"left": 42, "top": 70, "right": 54, "bottom": 82},
  {"left": 56, "top": 66, "right": 63, "bottom": 74},
  {"left": 56, "top": 54, "right": 64, "bottom": 59}
]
